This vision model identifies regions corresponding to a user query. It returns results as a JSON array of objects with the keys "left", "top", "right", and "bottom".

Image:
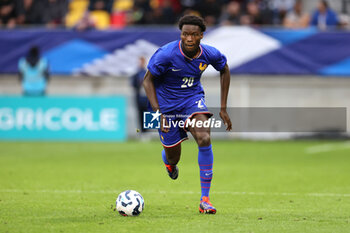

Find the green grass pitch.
[{"left": 0, "top": 140, "right": 349, "bottom": 233}]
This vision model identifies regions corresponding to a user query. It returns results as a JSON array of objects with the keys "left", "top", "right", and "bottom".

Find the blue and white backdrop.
[{"left": 0, "top": 26, "right": 350, "bottom": 77}]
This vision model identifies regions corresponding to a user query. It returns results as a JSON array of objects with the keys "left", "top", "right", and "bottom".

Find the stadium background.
[{"left": 1, "top": 0, "right": 350, "bottom": 232}]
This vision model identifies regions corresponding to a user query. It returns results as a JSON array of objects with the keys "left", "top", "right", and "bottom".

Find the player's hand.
[
  {"left": 160, "top": 114, "right": 169, "bottom": 133},
  {"left": 219, "top": 109, "right": 232, "bottom": 131}
]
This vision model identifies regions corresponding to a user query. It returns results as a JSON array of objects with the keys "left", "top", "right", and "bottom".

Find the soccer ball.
[{"left": 116, "top": 190, "right": 144, "bottom": 216}]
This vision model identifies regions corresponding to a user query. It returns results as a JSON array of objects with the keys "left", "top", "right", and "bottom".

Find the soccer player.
[{"left": 143, "top": 15, "right": 232, "bottom": 214}]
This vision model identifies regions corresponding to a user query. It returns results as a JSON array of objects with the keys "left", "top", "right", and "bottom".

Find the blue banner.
[
  {"left": 0, "top": 96, "right": 126, "bottom": 141},
  {"left": 0, "top": 27, "right": 350, "bottom": 76}
]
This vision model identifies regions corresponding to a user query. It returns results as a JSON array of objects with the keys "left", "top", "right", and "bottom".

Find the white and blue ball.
[{"left": 116, "top": 190, "right": 144, "bottom": 216}]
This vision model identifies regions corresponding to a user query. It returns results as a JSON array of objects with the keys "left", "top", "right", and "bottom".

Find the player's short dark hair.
[{"left": 178, "top": 15, "right": 206, "bottom": 32}]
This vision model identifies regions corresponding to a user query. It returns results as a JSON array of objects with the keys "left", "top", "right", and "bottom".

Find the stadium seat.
[
  {"left": 90, "top": 10, "right": 110, "bottom": 29},
  {"left": 113, "top": 0, "right": 133, "bottom": 11},
  {"left": 66, "top": 0, "right": 89, "bottom": 27},
  {"left": 110, "top": 11, "right": 127, "bottom": 29}
]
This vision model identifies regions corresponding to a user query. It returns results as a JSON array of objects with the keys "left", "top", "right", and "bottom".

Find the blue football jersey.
[{"left": 147, "top": 40, "right": 227, "bottom": 113}]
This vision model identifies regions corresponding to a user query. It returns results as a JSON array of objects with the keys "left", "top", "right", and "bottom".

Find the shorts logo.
[
  {"left": 143, "top": 110, "right": 161, "bottom": 129},
  {"left": 196, "top": 98, "right": 206, "bottom": 109}
]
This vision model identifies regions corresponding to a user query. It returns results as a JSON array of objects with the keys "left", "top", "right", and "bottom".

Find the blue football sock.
[
  {"left": 162, "top": 149, "right": 170, "bottom": 165},
  {"left": 198, "top": 145, "right": 213, "bottom": 200}
]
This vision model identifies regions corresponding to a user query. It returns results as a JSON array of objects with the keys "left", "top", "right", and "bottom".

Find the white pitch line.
[
  {"left": 0, "top": 189, "right": 349, "bottom": 197},
  {"left": 305, "top": 142, "right": 350, "bottom": 154}
]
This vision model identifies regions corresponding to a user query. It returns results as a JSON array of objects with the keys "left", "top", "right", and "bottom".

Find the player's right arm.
[
  {"left": 143, "top": 70, "right": 169, "bottom": 133},
  {"left": 143, "top": 70, "right": 159, "bottom": 111}
]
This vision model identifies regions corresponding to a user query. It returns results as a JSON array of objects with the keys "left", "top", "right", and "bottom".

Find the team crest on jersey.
[{"left": 199, "top": 63, "right": 207, "bottom": 73}]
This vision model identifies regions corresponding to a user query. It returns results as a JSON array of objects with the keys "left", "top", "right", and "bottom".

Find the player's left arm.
[{"left": 219, "top": 64, "right": 232, "bottom": 131}]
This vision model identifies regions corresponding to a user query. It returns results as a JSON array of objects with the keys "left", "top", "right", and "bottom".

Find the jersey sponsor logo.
[{"left": 199, "top": 63, "right": 208, "bottom": 72}]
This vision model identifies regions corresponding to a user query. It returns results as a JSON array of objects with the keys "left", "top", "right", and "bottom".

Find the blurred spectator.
[
  {"left": 88, "top": 0, "right": 114, "bottom": 13},
  {"left": 16, "top": 0, "right": 46, "bottom": 25},
  {"left": 180, "top": 0, "right": 199, "bottom": 12},
  {"left": 18, "top": 46, "right": 49, "bottom": 96},
  {"left": 253, "top": 0, "right": 274, "bottom": 24},
  {"left": 74, "top": 11, "right": 96, "bottom": 31},
  {"left": 241, "top": 0, "right": 271, "bottom": 26},
  {"left": 0, "top": 0, "right": 17, "bottom": 28},
  {"left": 181, "top": 8, "right": 201, "bottom": 18},
  {"left": 148, "top": 0, "right": 177, "bottom": 24},
  {"left": 43, "top": 0, "right": 68, "bottom": 28},
  {"left": 163, "top": 0, "right": 182, "bottom": 14},
  {"left": 310, "top": 0, "right": 340, "bottom": 29},
  {"left": 194, "top": 0, "right": 223, "bottom": 26},
  {"left": 132, "top": 0, "right": 153, "bottom": 24},
  {"left": 270, "top": 0, "right": 295, "bottom": 24},
  {"left": 220, "top": 1, "right": 242, "bottom": 25},
  {"left": 3, "top": 0, "right": 347, "bottom": 29},
  {"left": 283, "top": 0, "right": 309, "bottom": 29},
  {"left": 131, "top": 56, "right": 148, "bottom": 133}
]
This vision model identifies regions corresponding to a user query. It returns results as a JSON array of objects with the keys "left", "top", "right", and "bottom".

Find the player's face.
[{"left": 181, "top": 25, "right": 203, "bottom": 54}]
